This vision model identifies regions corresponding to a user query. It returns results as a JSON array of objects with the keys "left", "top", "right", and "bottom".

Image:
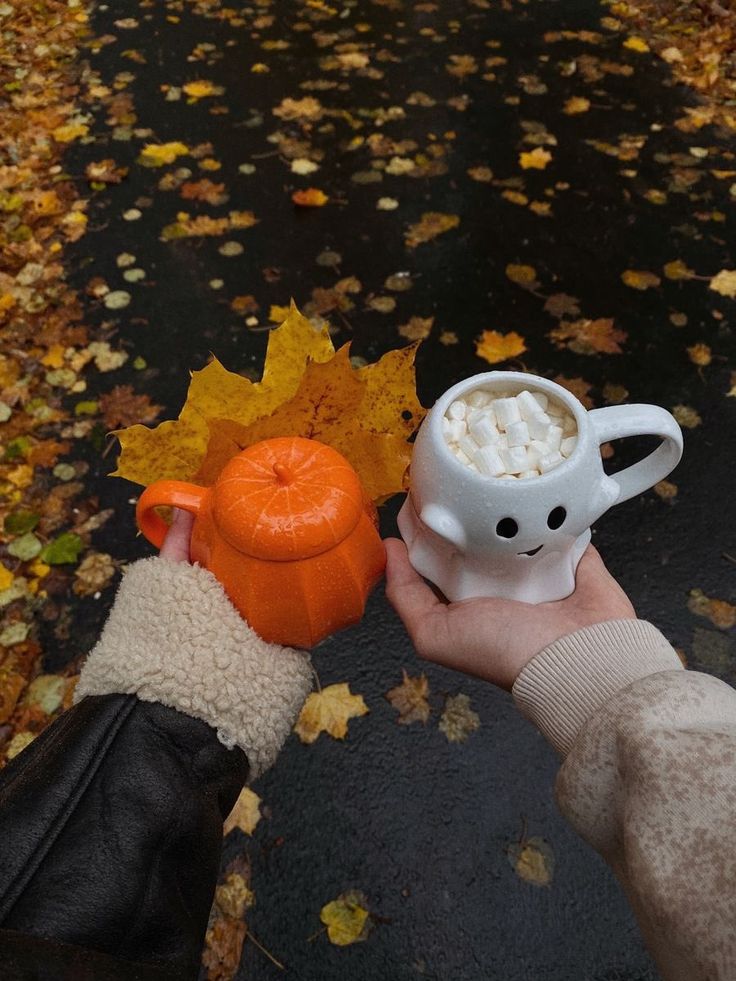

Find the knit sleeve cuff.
[
  {"left": 511, "top": 619, "right": 684, "bottom": 758},
  {"left": 73, "top": 557, "right": 313, "bottom": 778}
]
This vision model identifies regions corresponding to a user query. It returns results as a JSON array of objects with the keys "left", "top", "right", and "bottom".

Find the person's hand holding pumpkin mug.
[{"left": 383, "top": 537, "right": 635, "bottom": 692}]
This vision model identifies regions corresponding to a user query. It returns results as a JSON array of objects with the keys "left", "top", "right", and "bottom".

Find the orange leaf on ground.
[{"left": 292, "top": 187, "right": 329, "bottom": 206}]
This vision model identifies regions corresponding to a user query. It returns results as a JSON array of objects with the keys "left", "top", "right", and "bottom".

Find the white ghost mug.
[{"left": 397, "top": 371, "right": 683, "bottom": 604}]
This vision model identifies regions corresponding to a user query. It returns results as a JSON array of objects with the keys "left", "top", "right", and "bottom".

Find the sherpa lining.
[{"left": 74, "top": 557, "right": 313, "bottom": 777}]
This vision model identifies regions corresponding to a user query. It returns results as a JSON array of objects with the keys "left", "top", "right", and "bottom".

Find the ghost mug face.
[{"left": 397, "top": 371, "right": 683, "bottom": 604}]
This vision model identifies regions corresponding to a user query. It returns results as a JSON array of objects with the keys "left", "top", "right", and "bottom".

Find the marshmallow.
[
  {"left": 500, "top": 445, "right": 529, "bottom": 474},
  {"left": 467, "top": 389, "right": 490, "bottom": 408},
  {"left": 563, "top": 413, "right": 577, "bottom": 436},
  {"left": 458, "top": 434, "right": 479, "bottom": 460},
  {"left": 517, "top": 390, "right": 543, "bottom": 421},
  {"left": 506, "top": 420, "right": 530, "bottom": 447},
  {"left": 532, "top": 391, "right": 549, "bottom": 411},
  {"left": 444, "top": 419, "right": 466, "bottom": 443},
  {"left": 494, "top": 397, "right": 521, "bottom": 430},
  {"left": 468, "top": 412, "right": 498, "bottom": 446},
  {"left": 519, "top": 469, "right": 539, "bottom": 479},
  {"left": 455, "top": 448, "right": 472, "bottom": 466},
  {"left": 527, "top": 413, "right": 551, "bottom": 441},
  {"left": 447, "top": 399, "right": 467, "bottom": 421},
  {"left": 474, "top": 445, "right": 505, "bottom": 476},
  {"left": 561, "top": 435, "right": 577, "bottom": 458},
  {"left": 538, "top": 450, "right": 563, "bottom": 473},
  {"left": 547, "top": 425, "right": 563, "bottom": 452},
  {"left": 526, "top": 440, "right": 548, "bottom": 466}
]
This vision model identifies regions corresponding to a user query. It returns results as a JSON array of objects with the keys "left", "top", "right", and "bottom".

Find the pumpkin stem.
[{"left": 272, "top": 462, "right": 292, "bottom": 486}]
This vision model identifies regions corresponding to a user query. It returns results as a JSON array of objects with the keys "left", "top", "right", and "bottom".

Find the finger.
[
  {"left": 384, "top": 538, "right": 443, "bottom": 637},
  {"left": 160, "top": 508, "right": 194, "bottom": 562}
]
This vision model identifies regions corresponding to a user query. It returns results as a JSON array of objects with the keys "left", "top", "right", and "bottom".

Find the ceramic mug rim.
[{"left": 428, "top": 371, "right": 590, "bottom": 486}]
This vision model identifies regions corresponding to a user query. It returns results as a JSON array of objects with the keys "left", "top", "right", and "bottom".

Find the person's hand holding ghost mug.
[{"left": 384, "top": 539, "right": 635, "bottom": 691}]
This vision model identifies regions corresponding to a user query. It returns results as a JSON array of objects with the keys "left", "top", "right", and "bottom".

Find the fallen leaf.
[
  {"left": 519, "top": 147, "right": 552, "bottom": 170},
  {"left": 621, "top": 269, "right": 661, "bottom": 290},
  {"left": 653, "top": 479, "right": 678, "bottom": 502},
  {"left": 385, "top": 671, "right": 430, "bottom": 725},
  {"left": 623, "top": 36, "right": 650, "bottom": 53},
  {"left": 404, "top": 212, "right": 460, "bottom": 248},
  {"left": 548, "top": 318, "right": 627, "bottom": 355},
  {"left": 507, "top": 835, "right": 555, "bottom": 887},
  {"left": 294, "top": 683, "right": 369, "bottom": 744},
  {"left": 672, "top": 404, "right": 701, "bottom": 428},
  {"left": 553, "top": 375, "right": 594, "bottom": 409},
  {"left": 202, "top": 916, "right": 246, "bottom": 981},
  {"left": 292, "top": 188, "right": 329, "bottom": 207},
  {"left": 709, "top": 270, "right": 736, "bottom": 298},
  {"left": 686, "top": 343, "right": 712, "bottom": 367},
  {"left": 137, "top": 141, "right": 190, "bottom": 167},
  {"left": 438, "top": 693, "right": 480, "bottom": 743},
  {"left": 320, "top": 891, "right": 372, "bottom": 946},
  {"left": 73, "top": 553, "right": 116, "bottom": 596},
  {"left": 663, "top": 260, "right": 695, "bottom": 281},
  {"left": 688, "top": 589, "right": 736, "bottom": 630},
  {"left": 398, "top": 316, "right": 434, "bottom": 341},
  {"left": 223, "top": 787, "right": 262, "bottom": 836},
  {"left": 99, "top": 385, "right": 162, "bottom": 429},
  {"left": 475, "top": 330, "right": 527, "bottom": 364},
  {"left": 505, "top": 264, "right": 539, "bottom": 290},
  {"left": 563, "top": 96, "right": 590, "bottom": 114},
  {"left": 182, "top": 80, "right": 222, "bottom": 99},
  {"left": 544, "top": 293, "right": 581, "bottom": 319}
]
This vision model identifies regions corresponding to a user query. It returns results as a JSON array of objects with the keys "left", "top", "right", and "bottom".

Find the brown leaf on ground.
[
  {"left": 99, "top": 385, "right": 162, "bottom": 429},
  {"left": 73, "top": 552, "right": 116, "bottom": 596},
  {"left": 385, "top": 671, "right": 431, "bottom": 725},
  {"left": 552, "top": 375, "right": 595, "bottom": 409},
  {"left": 438, "top": 693, "right": 480, "bottom": 743},
  {"left": 548, "top": 318, "right": 627, "bottom": 355},
  {"left": 180, "top": 179, "right": 229, "bottom": 205},
  {"left": 404, "top": 212, "right": 460, "bottom": 248}
]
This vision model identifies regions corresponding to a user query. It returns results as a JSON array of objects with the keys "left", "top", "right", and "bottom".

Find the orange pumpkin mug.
[{"left": 136, "top": 436, "right": 387, "bottom": 648}]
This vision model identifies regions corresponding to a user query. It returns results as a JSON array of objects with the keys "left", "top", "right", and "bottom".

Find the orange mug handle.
[{"left": 136, "top": 480, "right": 207, "bottom": 550}]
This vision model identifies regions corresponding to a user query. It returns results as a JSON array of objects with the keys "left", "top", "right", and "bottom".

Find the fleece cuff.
[
  {"left": 511, "top": 619, "right": 683, "bottom": 759},
  {"left": 74, "top": 557, "right": 313, "bottom": 777}
]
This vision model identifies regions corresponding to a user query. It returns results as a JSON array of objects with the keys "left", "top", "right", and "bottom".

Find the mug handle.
[
  {"left": 136, "top": 480, "right": 207, "bottom": 550},
  {"left": 588, "top": 405, "right": 683, "bottom": 505}
]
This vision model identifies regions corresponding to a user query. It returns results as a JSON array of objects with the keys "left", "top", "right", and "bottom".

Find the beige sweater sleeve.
[{"left": 512, "top": 619, "right": 736, "bottom": 981}]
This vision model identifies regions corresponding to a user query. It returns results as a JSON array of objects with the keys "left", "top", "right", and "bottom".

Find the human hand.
[
  {"left": 159, "top": 509, "right": 194, "bottom": 563},
  {"left": 384, "top": 539, "right": 636, "bottom": 691}
]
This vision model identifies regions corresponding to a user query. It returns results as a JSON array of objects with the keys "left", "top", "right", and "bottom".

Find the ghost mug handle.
[
  {"left": 136, "top": 481, "right": 207, "bottom": 550},
  {"left": 588, "top": 404, "right": 683, "bottom": 505}
]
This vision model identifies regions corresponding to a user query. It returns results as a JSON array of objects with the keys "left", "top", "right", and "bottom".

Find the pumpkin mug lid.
[{"left": 211, "top": 436, "right": 366, "bottom": 561}]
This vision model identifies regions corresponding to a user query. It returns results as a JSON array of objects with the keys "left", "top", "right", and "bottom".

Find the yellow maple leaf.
[
  {"left": 114, "top": 303, "right": 334, "bottom": 486},
  {"left": 183, "top": 80, "right": 218, "bottom": 98},
  {"left": 195, "top": 342, "right": 421, "bottom": 501},
  {"left": 53, "top": 123, "right": 89, "bottom": 143},
  {"left": 294, "top": 683, "right": 368, "bottom": 744},
  {"left": 519, "top": 147, "right": 552, "bottom": 170},
  {"left": 385, "top": 670, "right": 430, "bottom": 725},
  {"left": 137, "top": 141, "right": 190, "bottom": 167},
  {"left": 475, "top": 330, "right": 527, "bottom": 365},
  {"left": 621, "top": 269, "right": 661, "bottom": 290},
  {"left": 624, "top": 35, "right": 650, "bottom": 52},
  {"left": 320, "top": 891, "right": 372, "bottom": 946},
  {"left": 709, "top": 269, "right": 736, "bottom": 298},
  {"left": 223, "top": 787, "right": 262, "bottom": 836}
]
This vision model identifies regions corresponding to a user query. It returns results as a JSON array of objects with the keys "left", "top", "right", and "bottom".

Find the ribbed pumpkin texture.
[{"left": 137, "top": 437, "right": 386, "bottom": 648}]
